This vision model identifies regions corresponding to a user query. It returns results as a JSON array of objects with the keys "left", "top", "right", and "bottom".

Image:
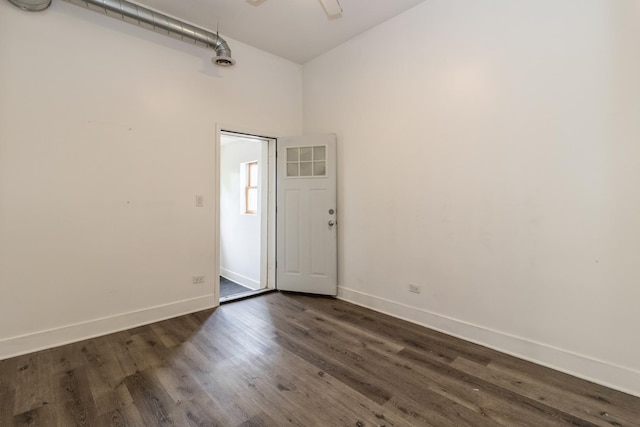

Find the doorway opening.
[{"left": 218, "top": 130, "right": 276, "bottom": 303}]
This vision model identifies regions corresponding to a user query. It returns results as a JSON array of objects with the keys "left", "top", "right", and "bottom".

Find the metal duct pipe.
[{"left": 63, "top": 0, "right": 235, "bottom": 66}]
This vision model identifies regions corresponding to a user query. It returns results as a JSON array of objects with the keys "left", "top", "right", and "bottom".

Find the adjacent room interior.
[
  {"left": 219, "top": 132, "right": 270, "bottom": 302},
  {"left": 1, "top": 0, "right": 640, "bottom": 425}
]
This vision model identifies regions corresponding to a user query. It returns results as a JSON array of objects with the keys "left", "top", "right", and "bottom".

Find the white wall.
[
  {"left": 303, "top": 0, "right": 640, "bottom": 396},
  {"left": 220, "top": 136, "right": 263, "bottom": 289},
  {"left": 0, "top": 0, "right": 301, "bottom": 357}
]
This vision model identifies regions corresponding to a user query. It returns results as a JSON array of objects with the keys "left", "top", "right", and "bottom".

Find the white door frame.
[{"left": 215, "top": 124, "right": 277, "bottom": 305}]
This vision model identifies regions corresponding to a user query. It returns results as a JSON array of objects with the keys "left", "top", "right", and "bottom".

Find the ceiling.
[{"left": 132, "top": 0, "right": 426, "bottom": 64}]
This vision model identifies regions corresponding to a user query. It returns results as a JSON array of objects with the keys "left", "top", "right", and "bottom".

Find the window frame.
[
  {"left": 245, "top": 161, "right": 258, "bottom": 215},
  {"left": 285, "top": 145, "right": 327, "bottom": 178}
]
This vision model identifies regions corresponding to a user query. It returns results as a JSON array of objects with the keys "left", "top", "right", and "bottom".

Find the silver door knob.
[{"left": 328, "top": 220, "right": 335, "bottom": 227}]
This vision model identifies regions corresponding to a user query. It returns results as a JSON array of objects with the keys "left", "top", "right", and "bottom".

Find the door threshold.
[{"left": 220, "top": 288, "right": 276, "bottom": 304}]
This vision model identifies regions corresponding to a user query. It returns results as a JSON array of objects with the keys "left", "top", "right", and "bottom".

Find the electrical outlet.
[
  {"left": 193, "top": 275, "right": 205, "bottom": 284},
  {"left": 408, "top": 284, "right": 421, "bottom": 294},
  {"left": 195, "top": 195, "right": 204, "bottom": 207}
]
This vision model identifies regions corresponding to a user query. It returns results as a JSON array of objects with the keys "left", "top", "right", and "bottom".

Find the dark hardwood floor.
[{"left": 1, "top": 292, "right": 639, "bottom": 426}]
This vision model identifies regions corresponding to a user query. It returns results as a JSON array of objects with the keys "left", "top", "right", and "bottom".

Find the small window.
[
  {"left": 245, "top": 161, "right": 258, "bottom": 214},
  {"left": 286, "top": 145, "right": 327, "bottom": 177}
]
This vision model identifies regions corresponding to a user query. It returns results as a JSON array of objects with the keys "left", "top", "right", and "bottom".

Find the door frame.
[{"left": 215, "top": 124, "right": 277, "bottom": 305}]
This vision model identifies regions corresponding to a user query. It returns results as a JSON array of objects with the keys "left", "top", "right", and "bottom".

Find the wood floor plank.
[
  {"left": 79, "top": 338, "right": 131, "bottom": 416},
  {"left": 123, "top": 369, "right": 176, "bottom": 426},
  {"left": 222, "top": 357, "right": 320, "bottom": 426},
  {"left": 452, "top": 356, "right": 636, "bottom": 427},
  {"left": 171, "top": 353, "right": 260, "bottom": 425},
  {"left": 51, "top": 341, "right": 87, "bottom": 376},
  {"left": 285, "top": 310, "right": 532, "bottom": 425},
  {"left": 297, "top": 294, "right": 494, "bottom": 365},
  {"left": 488, "top": 356, "right": 640, "bottom": 423},
  {"left": 172, "top": 390, "right": 229, "bottom": 427},
  {"left": 383, "top": 393, "right": 467, "bottom": 427},
  {"left": 102, "top": 331, "right": 138, "bottom": 379},
  {"left": 96, "top": 404, "right": 146, "bottom": 427},
  {"left": 53, "top": 365, "right": 99, "bottom": 426},
  {"left": 2, "top": 292, "right": 639, "bottom": 426},
  {"left": 12, "top": 352, "right": 55, "bottom": 416},
  {"left": 274, "top": 325, "right": 395, "bottom": 406},
  {"left": 155, "top": 363, "right": 196, "bottom": 405},
  {"left": 237, "top": 411, "right": 280, "bottom": 427},
  {"left": 265, "top": 299, "right": 502, "bottom": 426},
  {"left": 192, "top": 303, "right": 407, "bottom": 425},
  {"left": 0, "top": 389, "right": 16, "bottom": 426},
  {"left": 96, "top": 409, "right": 130, "bottom": 427},
  {"left": 12, "top": 404, "right": 57, "bottom": 427},
  {"left": 151, "top": 315, "right": 202, "bottom": 349},
  {"left": 0, "top": 355, "right": 18, "bottom": 394},
  {"left": 121, "top": 329, "right": 165, "bottom": 372},
  {"left": 252, "top": 347, "right": 409, "bottom": 426},
  {"left": 391, "top": 348, "right": 587, "bottom": 426}
]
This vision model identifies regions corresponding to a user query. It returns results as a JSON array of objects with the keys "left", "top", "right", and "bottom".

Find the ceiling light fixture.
[
  {"left": 245, "top": 0, "right": 342, "bottom": 19},
  {"left": 319, "top": 0, "right": 342, "bottom": 19}
]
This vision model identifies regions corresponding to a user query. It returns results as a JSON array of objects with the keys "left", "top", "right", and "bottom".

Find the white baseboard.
[
  {"left": 220, "top": 268, "right": 260, "bottom": 290},
  {"left": 337, "top": 286, "right": 640, "bottom": 398},
  {"left": 0, "top": 294, "right": 216, "bottom": 361}
]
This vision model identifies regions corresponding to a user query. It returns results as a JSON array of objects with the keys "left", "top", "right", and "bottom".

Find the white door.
[{"left": 276, "top": 134, "right": 337, "bottom": 295}]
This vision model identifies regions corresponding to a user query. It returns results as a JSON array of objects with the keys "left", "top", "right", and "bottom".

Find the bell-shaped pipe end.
[
  {"left": 8, "top": 0, "right": 52, "bottom": 11},
  {"left": 212, "top": 55, "right": 236, "bottom": 67}
]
